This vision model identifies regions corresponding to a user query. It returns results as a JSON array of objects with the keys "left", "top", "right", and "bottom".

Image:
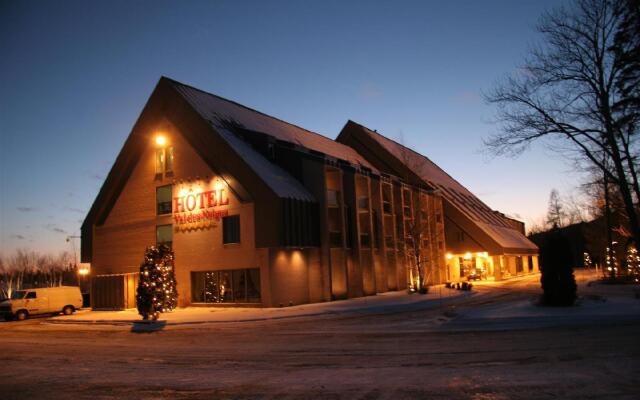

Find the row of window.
[
  {"left": 326, "top": 184, "right": 444, "bottom": 251},
  {"left": 155, "top": 215, "right": 241, "bottom": 248},
  {"left": 191, "top": 269, "right": 261, "bottom": 303}
]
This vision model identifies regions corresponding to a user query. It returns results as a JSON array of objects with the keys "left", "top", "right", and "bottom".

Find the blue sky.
[{"left": 0, "top": 0, "right": 575, "bottom": 256}]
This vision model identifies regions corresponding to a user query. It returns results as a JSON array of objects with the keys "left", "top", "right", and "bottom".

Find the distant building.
[
  {"left": 529, "top": 213, "right": 631, "bottom": 270},
  {"left": 82, "top": 77, "right": 538, "bottom": 309}
]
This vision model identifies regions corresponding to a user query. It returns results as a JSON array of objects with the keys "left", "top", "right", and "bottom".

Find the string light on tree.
[
  {"left": 136, "top": 245, "right": 178, "bottom": 320},
  {"left": 626, "top": 247, "right": 640, "bottom": 282},
  {"left": 605, "top": 247, "right": 618, "bottom": 278}
]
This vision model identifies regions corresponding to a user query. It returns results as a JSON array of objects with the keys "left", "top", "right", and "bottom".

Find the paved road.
[{"left": 1, "top": 273, "right": 638, "bottom": 399}]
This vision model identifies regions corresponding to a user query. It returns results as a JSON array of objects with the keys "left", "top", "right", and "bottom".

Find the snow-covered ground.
[
  {"left": 443, "top": 269, "right": 640, "bottom": 331},
  {"left": 1, "top": 271, "right": 638, "bottom": 399}
]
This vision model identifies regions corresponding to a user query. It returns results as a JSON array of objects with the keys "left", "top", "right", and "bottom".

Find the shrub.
[{"left": 539, "top": 230, "right": 577, "bottom": 306}]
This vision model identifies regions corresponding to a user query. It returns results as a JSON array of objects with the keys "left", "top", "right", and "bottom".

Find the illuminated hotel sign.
[{"left": 173, "top": 178, "right": 229, "bottom": 231}]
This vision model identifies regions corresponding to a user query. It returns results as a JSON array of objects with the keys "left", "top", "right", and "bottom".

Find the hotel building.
[{"left": 82, "top": 77, "right": 538, "bottom": 309}]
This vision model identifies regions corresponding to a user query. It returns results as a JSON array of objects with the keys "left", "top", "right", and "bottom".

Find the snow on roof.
[
  {"left": 351, "top": 122, "right": 537, "bottom": 251},
  {"left": 170, "top": 79, "right": 376, "bottom": 172},
  {"left": 216, "top": 127, "right": 316, "bottom": 202}
]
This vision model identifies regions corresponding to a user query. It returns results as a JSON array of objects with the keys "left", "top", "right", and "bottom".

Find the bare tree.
[
  {"left": 485, "top": 0, "right": 640, "bottom": 248},
  {"left": 564, "top": 194, "right": 588, "bottom": 224},
  {"left": 404, "top": 190, "right": 434, "bottom": 291},
  {"left": 395, "top": 136, "right": 444, "bottom": 291}
]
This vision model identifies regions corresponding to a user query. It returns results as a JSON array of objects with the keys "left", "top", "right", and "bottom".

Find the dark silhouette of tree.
[{"left": 539, "top": 229, "right": 578, "bottom": 306}]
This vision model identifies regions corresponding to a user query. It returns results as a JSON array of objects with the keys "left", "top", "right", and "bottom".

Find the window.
[
  {"left": 357, "top": 196, "right": 369, "bottom": 210},
  {"left": 372, "top": 210, "right": 380, "bottom": 249},
  {"left": 156, "top": 224, "right": 173, "bottom": 248},
  {"left": 191, "top": 268, "right": 261, "bottom": 303},
  {"left": 223, "top": 215, "right": 240, "bottom": 244},
  {"left": 165, "top": 146, "right": 174, "bottom": 174},
  {"left": 156, "top": 185, "right": 172, "bottom": 215},
  {"left": 328, "top": 207, "right": 343, "bottom": 248},
  {"left": 344, "top": 205, "right": 353, "bottom": 248},
  {"left": 25, "top": 292, "right": 36, "bottom": 299},
  {"left": 10, "top": 290, "right": 26, "bottom": 300},
  {"left": 528, "top": 256, "right": 534, "bottom": 271},
  {"left": 359, "top": 213, "right": 371, "bottom": 248},
  {"left": 155, "top": 146, "right": 175, "bottom": 176},
  {"left": 155, "top": 149, "right": 165, "bottom": 175},
  {"left": 327, "top": 190, "right": 340, "bottom": 207},
  {"left": 382, "top": 184, "right": 393, "bottom": 214}
]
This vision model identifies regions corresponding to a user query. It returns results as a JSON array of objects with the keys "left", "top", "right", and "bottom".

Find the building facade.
[
  {"left": 337, "top": 121, "right": 539, "bottom": 283},
  {"left": 82, "top": 77, "right": 537, "bottom": 309}
]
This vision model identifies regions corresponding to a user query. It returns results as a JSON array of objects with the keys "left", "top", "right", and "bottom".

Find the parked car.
[{"left": 0, "top": 286, "right": 83, "bottom": 321}]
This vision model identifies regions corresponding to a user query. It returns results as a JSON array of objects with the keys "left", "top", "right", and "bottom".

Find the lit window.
[
  {"left": 156, "top": 185, "right": 172, "bottom": 215},
  {"left": 223, "top": 215, "right": 240, "bottom": 244},
  {"left": 156, "top": 224, "right": 173, "bottom": 248},
  {"left": 155, "top": 146, "right": 175, "bottom": 176},
  {"left": 191, "top": 268, "right": 260, "bottom": 303},
  {"left": 165, "top": 146, "right": 174, "bottom": 174},
  {"left": 155, "top": 149, "right": 165, "bottom": 175}
]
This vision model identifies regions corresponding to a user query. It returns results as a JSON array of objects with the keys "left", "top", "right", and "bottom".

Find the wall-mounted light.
[
  {"left": 78, "top": 263, "right": 91, "bottom": 276},
  {"left": 155, "top": 134, "right": 167, "bottom": 147},
  {"left": 446, "top": 253, "right": 453, "bottom": 260}
]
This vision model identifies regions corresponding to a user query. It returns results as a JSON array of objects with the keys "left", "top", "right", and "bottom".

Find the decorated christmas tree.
[{"left": 137, "top": 245, "right": 178, "bottom": 320}]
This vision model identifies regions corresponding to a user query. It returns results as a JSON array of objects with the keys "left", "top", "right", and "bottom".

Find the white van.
[{"left": 0, "top": 286, "right": 83, "bottom": 321}]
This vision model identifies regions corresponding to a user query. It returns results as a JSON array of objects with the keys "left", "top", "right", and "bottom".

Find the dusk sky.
[{"left": 0, "top": 0, "right": 574, "bottom": 256}]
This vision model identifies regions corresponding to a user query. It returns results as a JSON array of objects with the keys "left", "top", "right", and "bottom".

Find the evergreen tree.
[
  {"left": 136, "top": 245, "right": 178, "bottom": 320},
  {"left": 539, "top": 229, "right": 577, "bottom": 306},
  {"left": 546, "top": 189, "right": 566, "bottom": 229}
]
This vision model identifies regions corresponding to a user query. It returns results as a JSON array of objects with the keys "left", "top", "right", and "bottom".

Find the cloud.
[
  {"left": 43, "top": 224, "right": 67, "bottom": 234},
  {"left": 10, "top": 234, "right": 26, "bottom": 240},
  {"left": 17, "top": 207, "right": 36, "bottom": 213}
]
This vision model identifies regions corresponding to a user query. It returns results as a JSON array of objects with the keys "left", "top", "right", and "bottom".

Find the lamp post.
[{"left": 66, "top": 235, "right": 82, "bottom": 287}]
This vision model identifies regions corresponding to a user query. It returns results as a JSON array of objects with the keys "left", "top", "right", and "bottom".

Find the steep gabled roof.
[
  {"left": 82, "top": 77, "right": 319, "bottom": 261},
  {"left": 168, "top": 79, "right": 376, "bottom": 172},
  {"left": 337, "top": 120, "right": 537, "bottom": 253}
]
